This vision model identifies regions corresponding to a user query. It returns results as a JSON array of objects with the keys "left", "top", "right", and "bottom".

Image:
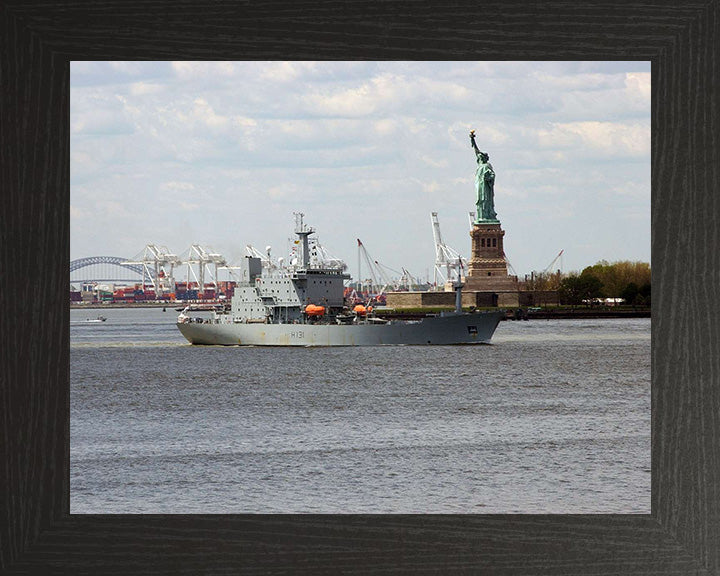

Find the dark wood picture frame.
[{"left": 2, "top": 1, "right": 718, "bottom": 574}]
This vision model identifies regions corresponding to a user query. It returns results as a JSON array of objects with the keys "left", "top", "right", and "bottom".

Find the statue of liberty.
[{"left": 470, "top": 130, "right": 498, "bottom": 223}]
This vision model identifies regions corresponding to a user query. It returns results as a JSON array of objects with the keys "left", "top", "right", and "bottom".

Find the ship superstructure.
[{"left": 227, "top": 213, "right": 350, "bottom": 325}]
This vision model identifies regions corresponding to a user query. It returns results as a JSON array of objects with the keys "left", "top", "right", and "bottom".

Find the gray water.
[{"left": 70, "top": 307, "right": 650, "bottom": 513}]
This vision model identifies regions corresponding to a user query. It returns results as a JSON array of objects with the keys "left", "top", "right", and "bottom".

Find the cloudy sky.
[{"left": 71, "top": 61, "right": 650, "bottom": 282}]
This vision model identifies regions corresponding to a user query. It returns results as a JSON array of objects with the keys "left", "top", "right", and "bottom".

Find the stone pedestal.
[
  {"left": 468, "top": 223, "right": 507, "bottom": 276},
  {"left": 385, "top": 219, "right": 521, "bottom": 308},
  {"left": 464, "top": 223, "right": 519, "bottom": 306}
]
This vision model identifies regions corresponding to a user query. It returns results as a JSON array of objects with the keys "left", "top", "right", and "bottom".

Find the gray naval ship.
[{"left": 177, "top": 214, "right": 505, "bottom": 346}]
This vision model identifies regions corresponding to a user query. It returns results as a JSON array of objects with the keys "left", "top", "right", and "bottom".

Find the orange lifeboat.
[
  {"left": 305, "top": 304, "right": 325, "bottom": 317},
  {"left": 353, "top": 305, "right": 367, "bottom": 316}
]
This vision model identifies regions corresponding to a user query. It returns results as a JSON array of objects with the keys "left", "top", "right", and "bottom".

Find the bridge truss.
[{"left": 69, "top": 256, "right": 150, "bottom": 284}]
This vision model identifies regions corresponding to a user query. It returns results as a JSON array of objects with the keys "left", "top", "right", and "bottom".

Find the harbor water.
[{"left": 71, "top": 307, "right": 650, "bottom": 513}]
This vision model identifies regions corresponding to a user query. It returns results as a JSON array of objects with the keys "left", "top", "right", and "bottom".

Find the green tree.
[
  {"left": 620, "top": 282, "right": 639, "bottom": 304},
  {"left": 582, "top": 260, "right": 650, "bottom": 297},
  {"left": 638, "top": 282, "right": 651, "bottom": 306},
  {"left": 559, "top": 273, "right": 604, "bottom": 306}
]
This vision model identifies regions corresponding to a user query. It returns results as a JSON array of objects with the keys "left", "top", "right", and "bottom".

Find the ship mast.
[{"left": 293, "top": 212, "right": 314, "bottom": 269}]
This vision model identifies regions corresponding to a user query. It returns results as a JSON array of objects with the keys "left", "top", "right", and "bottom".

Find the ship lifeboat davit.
[{"left": 305, "top": 304, "right": 326, "bottom": 317}]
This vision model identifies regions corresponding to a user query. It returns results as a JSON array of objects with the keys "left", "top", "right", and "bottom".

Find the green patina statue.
[{"left": 470, "top": 130, "right": 499, "bottom": 224}]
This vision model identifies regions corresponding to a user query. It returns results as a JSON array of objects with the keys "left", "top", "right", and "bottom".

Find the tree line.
[
  {"left": 522, "top": 260, "right": 651, "bottom": 306},
  {"left": 558, "top": 260, "right": 651, "bottom": 306}
]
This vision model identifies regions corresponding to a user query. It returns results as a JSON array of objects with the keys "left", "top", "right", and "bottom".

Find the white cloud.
[
  {"left": 537, "top": 121, "right": 650, "bottom": 157},
  {"left": 192, "top": 98, "right": 228, "bottom": 127},
  {"left": 626, "top": 72, "right": 651, "bottom": 102},
  {"left": 171, "top": 61, "right": 237, "bottom": 78},
  {"left": 610, "top": 179, "right": 650, "bottom": 200},
  {"left": 421, "top": 155, "right": 448, "bottom": 169},
  {"left": 260, "top": 61, "right": 317, "bottom": 82},
  {"left": 179, "top": 201, "right": 200, "bottom": 211},
  {"left": 115, "top": 94, "right": 142, "bottom": 122},
  {"left": 277, "top": 119, "right": 319, "bottom": 138},
  {"left": 304, "top": 81, "right": 382, "bottom": 116},
  {"left": 533, "top": 71, "right": 621, "bottom": 91},
  {"left": 97, "top": 200, "right": 132, "bottom": 217},
  {"left": 109, "top": 62, "right": 146, "bottom": 75},
  {"left": 161, "top": 181, "right": 195, "bottom": 192},
  {"left": 70, "top": 204, "right": 90, "bottom": 220},
  {"left": 267, "top": 185, "right": 287, "bottom": 199},
  {"left": 303, "top": 72, "right": 473, "bottom": 118},
  {"left": 233, "top": 116, "right": 257, "bottom": 128},
  {"left": 130, "top": 82, "right": 164, "bottom": 96},
  {"left": 421, "top": 181, "right": 441, "bottom": 194},
  {"left": 373, "top": 119, "right": 399, "bottom": 136},
  {"left": 70, "top": 150, "right": 95, "bottom": 169}
]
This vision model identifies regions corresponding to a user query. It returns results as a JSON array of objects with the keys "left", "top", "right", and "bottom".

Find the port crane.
[
  {"left": 357, "top": 239, "right": 391, "bottom": 295},
  {"left": 502, "top": 251, "right": 518, "bottom": 277},
  {"left": 373, "top": 260, "right": 419, "bottom": 291},
  {"left": 400, "top": 267, "right": 421, "bottom": 291},
  {"left": 355, "top": 239, "right": 418, "bottom": 299},
  {"left": 526, "top": 249, "right": 564, "bottom": 290},
  {"left": 543, "top": 249, "right": 564, "bottom": 276},
  {"left": 124, "top": 244, "right": 182, "bottom": 294},
  {"left": 431, "top": 212, "right": 467, "bottom": 288},
  {"left": 178, "top": 244, "right": 227, "bottom": 292}
]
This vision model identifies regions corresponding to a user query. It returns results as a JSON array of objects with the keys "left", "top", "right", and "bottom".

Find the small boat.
[{"left": 73, "top": 316, "right": 107, "bottom": 324}]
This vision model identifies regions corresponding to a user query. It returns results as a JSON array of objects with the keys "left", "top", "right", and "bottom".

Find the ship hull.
[{"left": 177, "top": 311, "right": 505, "bottom": 346}]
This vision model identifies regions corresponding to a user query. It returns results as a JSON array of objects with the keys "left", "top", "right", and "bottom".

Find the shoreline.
[
  {"left": 519, "top": 309, "right": 650, "bottom": 320},
  {"left": 71, "top": 302, "right": 650, "bottom": 319},
  {"left": 72, "top": 302, "right": 173, "bottom": 309}
]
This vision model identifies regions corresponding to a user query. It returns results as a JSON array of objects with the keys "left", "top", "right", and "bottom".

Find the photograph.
[{"left": 70, "top": 61, "right": 651, "bottom": 514}]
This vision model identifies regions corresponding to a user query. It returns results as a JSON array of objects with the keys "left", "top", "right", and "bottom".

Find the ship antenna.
[
  {"left": 292, "top": 212, "right": 314, "bottom": 269},
  {"left": 294, "top": 212, "right": 305, "bottom": 233}
]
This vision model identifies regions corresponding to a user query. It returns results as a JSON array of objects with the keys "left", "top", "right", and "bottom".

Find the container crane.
[
  {"left": 431, "top": 212, "right": 466, "bottom": 288},
  {"left": 178, "top": 244, "right": 227, "bottom": 294},
  {"left": 124, "top": 244, "right": 182, "bottom": 294}
]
